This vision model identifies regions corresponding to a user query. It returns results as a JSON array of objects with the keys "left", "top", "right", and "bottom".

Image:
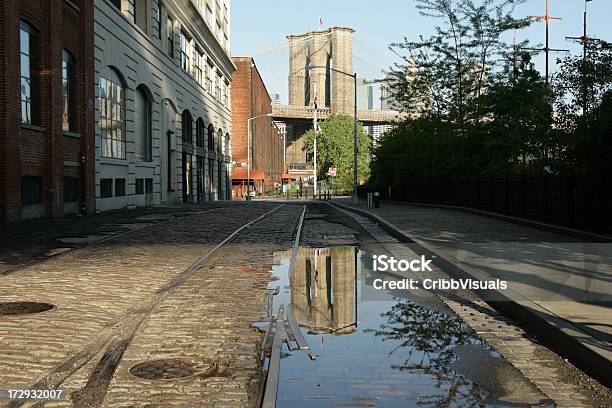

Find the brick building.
[
  {"left": 94, "top": 0, "right": 234, "bottom": 211},
  {"left": 231, "top": 57, "right": 284, "bottom": 197},
  {"left": 0, "top": 0, "right": 95, "bottom": 222}
]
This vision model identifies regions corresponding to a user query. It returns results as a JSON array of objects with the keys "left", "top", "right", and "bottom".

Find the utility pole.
[
  {"left": 313, "top": 81, "right": 318, "bottom": 198},
  {"left": 526, "top": 0, "right": 568, "bottom": 83},
  {"left": 566, "top": 0, "right": 595, "bottom": 114}
]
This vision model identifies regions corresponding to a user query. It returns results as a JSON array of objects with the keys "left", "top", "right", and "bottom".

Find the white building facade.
[{"left": 94, "top": 0, "right": 234, "bottom": 211}]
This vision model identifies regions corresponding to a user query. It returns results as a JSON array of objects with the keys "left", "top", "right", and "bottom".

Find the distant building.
[
  {"left": 231, "top": 57, "right": 284, "bottom": 197},
  {"left": 356, "top": 79, "right": 373, "bottom": 111},
  {"left": 272, "top": 93, "right": 282, "bottom": 105},
  {"left": 0, "top": 0, "right": 95, "bottom": 222}
]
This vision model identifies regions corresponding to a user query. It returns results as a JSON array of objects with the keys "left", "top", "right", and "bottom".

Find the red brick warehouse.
[
  {"left": 231, "top": 57, "right": 284, "bottom": 197},
  {"left": 0, "top": 0, "right": 95, "bottom": 222}
]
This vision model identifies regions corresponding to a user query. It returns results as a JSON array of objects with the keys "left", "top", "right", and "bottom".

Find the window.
[
  {"left": 196, "top": 118, "right": 205, "bottom": 148},
  {"left": 167, "top": 16, "right": 174, "bottom": 59},
  {"left": 115, "top": 178, "right": 126, "bottom": 196},
  {"left": 205, "top": 4, "right": 212, "bottom": 26},
  {"left": 215, "top": 21, "right": 221, "bottom": 41},
  {"left": 216, "top": 128, "right": 222, "bottom": 153},
  {"left": 224, "top": 34, "right": 228, "bottom": 51},
  {"left": 194, "top": 49, "right": 204, "bottom": 84},
  {"left": 134, "top": 0, "right": 148, "bottom": 33},
  {"left": 225, "top": 132, "right": 230, "bottom": 156},
  {"left": 62, "top": 49, "right": 77, "bottom": 132},
  {"left": 135, "top": 85, "right": 152, "bottom": 162},
  {"left": 155, "top": 0, "right": 162, "bottom": 40},
  {"left": 64, "top": 177, "right": 79, "bottom": 202},
  {"left": 215, "top": 73, "right": 222, "bottom": 101},
  {"left": 110, "top": 0, "right": 121, "bottom": 9},
  {"left": 179, "top": 31, "right": 191, "bottom": 71},
  {"left": 207, "top": 123, "right": 214, "bottom": 151},
  {"left": 20, "top": 21, "right": 39, "bottom": 125},
  {"left": 136, "top": 178, "right": 144, "bottom": 194},
  {"left": 145, "top": 178, "right": 153, "bottom": 195},
  {"left": 182, "top": 110, "right": 193, "bottom": 144},
  {"left": 100, "top": 178, "right": 113, "bottom": 198},
  {"left": 206, "top": 61, "right": 213, "bottom": 93},
  {"left": 99, "top": 69, "right": 126, "bottom": 159},
  {"left": 22, "top": 176, "right": 43, "bottom": 205}
]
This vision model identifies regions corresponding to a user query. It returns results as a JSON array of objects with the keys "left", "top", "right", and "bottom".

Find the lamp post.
[
  {"left": 247, "top": 113, "right": 273, "bottom": 200},
  {"left": 307, "top": 65, "right": 359, "bottom": 204}
]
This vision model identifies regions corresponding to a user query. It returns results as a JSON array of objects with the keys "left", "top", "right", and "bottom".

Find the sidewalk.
[
  {"left": 331, "top": 198, "right": 612, "bottom": 383},
  {"left": 0, "top": 203, "right": 228, "bottom": 276}
]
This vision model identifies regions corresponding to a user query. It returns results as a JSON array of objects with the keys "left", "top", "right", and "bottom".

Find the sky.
[{"left": 230, "top": 0, "right": 611, "bottom": 107}]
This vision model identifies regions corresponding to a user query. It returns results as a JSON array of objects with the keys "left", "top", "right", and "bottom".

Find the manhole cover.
[
  {"left": 0, "top": 302, "right": 55, "bottom": 316},
  {"left": 130, "top": 358, "right": 217, "bottom": 381}
]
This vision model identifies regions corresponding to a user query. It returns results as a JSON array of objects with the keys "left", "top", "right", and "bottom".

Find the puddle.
[{"left": 270, "top": 246, "right": 548, "bottom": 408}]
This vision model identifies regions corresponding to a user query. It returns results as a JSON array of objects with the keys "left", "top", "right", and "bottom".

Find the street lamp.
[
  {"left": 247, "top": 113, "right": 273, "bottom": 200},
  {"left": 307, "top": 65, "right": 359, "bottom": 204}
]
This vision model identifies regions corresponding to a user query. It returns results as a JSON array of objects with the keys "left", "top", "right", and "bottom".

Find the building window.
[
  {"left": 205, "top": 4, "right": 212, "bottom": 26},
  {"left": 196, "top": 118, "right": 205, "bottom": 148},
  {"left": 194, "top": 49, "right": 204, "bottom": 84},
  {"left": 99, "top": 68, "right": 126, "bottom": 159},
  {"left": 155, "top": 0, "right": 162, "bottom": 40},
  {"left": 100, "top": 178, "right": 113, "bottom": 198},
  {"left": 216, "top": 128, "right": 222, "bottom": 153},
  {"left": 136, "top": 178, "right": 144, "bottom": 194},
  {"left": 134, "top": 0, "right": 148, "bottom": 33},
  {"left": 182, "top": 110, "right": 193, "bottom": 144},
  {"left": 225, "top": 132, "right": 230, "bottom": 156},
  {"left": 22, "top": 176, "right": 43, "bottom": 205},
  {"left": 215, "top": 21, "right": 221, "bottom": 41},
  {"left": 115, "top": 178, "right": 126, "bottom": 196},
  {"left": 215, "top": 73, "right": 222, "bottom": 101},
  {"left": 135, "top": 85, "right": 152, "bottom": 162},
  {"left": 179, "top": 31, "right": 191, "bottom": 72},
  {"left": 20, "top": 21, "right": 39, "bottom": 125},
  {"left": 167, "top": 16, "right": 174, "bottom": 59},
  {"left": 62, "top": 49, "right": 77, "bottom": 132},
  {"left": 206, "top": 61, "right": 213, "bottom": 93},
  {"left": 64, "top": 176, "right": 79, "bottom": 202},
  {"left": 224, "top": 34, "right": 228, "bottom": 51},
  {"left": 110, "top": 0, "right": 121, "bottom": 9},
  {"left": 207, "top": 123, "right": 214, "bottom": 151}
]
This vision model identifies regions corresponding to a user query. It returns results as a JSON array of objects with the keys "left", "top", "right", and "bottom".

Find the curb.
[{"left": 328, "top": 200, "right": 612, "bottom": 387}]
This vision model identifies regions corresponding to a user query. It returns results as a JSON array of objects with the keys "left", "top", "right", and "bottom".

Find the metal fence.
[{"left": 359, "top": 175, "right": 612, "bottom": 236}]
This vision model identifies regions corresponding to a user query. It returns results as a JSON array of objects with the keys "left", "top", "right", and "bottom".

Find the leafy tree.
[{"left": 302, "top": 114, "right": 371, "bottom": 190}]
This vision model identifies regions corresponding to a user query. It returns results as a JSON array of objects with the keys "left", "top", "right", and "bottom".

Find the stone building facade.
[
  {"left": 231, "top": 57, "right": 284, "bottom": 197},
  {"left": 94, "top": 0, "right": 234, "bottom": 211},
  {"left": 0, "top": 0, "right": 95, "bottom": 222}
]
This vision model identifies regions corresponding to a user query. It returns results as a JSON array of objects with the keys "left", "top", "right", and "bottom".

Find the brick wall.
[
  {"left": 0, "top": 0, "right": 95, "bottom": 222},
  {"left": 231, "top": 57, "right": 283, "bottom": 195}
]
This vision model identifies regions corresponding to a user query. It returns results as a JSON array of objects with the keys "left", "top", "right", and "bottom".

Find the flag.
[{"left": 319, "top": 14, "right": 323, "bottom": 29}]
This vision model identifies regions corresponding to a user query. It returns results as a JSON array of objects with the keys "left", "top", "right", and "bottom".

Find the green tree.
[{"left": 302, "top": 114, "right": 371, "bottom": 190}]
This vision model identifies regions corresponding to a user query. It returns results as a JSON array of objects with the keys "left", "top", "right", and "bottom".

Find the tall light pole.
[
  {"left": 307, "top": 65, "right": 359, "bottom": 204},
  {"left": 247, "top": 113, "right": 273, "bottom": 200}
]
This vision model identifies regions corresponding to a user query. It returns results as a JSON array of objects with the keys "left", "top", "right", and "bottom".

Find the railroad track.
[{"left": 6, "top": 203, "right": 303, "bottom": 408}]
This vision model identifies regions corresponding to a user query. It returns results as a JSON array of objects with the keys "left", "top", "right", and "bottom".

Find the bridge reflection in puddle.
[{"left": 269, "top": 246, "right": 503, "bottom": 408}]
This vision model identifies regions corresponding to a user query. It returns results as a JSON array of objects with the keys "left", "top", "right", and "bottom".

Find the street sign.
[{"left": 328, "top": 167, "right": 337, "bottom": 177}]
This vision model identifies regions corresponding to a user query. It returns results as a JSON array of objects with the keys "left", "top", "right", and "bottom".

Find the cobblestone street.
[{"left": 1, "top": 201, "right": 610, "bottom": 407}]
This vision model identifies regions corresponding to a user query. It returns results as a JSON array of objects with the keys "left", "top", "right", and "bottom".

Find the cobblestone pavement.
[
  {"left": 330, "top": 203, "right": 611, "bottom": 408},
  {"left": 0, "top": 203, "right": 303, "bottom": 407}
]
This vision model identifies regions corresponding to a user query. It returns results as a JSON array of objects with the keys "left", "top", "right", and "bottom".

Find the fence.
[{"left": 359, "top": 175, "right": 612, "bottom": 236}]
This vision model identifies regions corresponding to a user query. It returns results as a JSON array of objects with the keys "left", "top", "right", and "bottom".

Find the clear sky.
[{"left": 230, "top": 0, "right": 611, "bottom": 106}]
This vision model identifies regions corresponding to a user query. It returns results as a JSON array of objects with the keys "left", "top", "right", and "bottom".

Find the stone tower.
[{"left": 287, "top": 27, "right": 355, "bottom": 114}]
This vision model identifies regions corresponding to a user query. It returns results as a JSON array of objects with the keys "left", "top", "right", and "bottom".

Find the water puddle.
[{"left": 269, "top": 246, "right": 547, "bottom": 408}]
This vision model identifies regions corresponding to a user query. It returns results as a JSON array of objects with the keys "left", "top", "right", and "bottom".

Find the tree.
[{"left": 302, "top": 114, "right": 371, "bottom": 191}]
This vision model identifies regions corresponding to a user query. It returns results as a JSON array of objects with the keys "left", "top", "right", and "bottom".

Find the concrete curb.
[{"left": 328, "top": 200, "right": 612, "bottom": 387}]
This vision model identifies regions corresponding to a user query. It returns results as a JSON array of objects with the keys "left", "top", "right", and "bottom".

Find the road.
[{"left": 0, "top": 201, "right": 610, "bottom": 407}]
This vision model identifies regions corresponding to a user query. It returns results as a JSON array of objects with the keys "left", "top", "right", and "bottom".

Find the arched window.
[
  {"left": 225, "top": 132, "right": 230, "bottom": 156},
  {"left": 217, "top": 128, "right": 223, "bottom": 154},
  {"left": 207, "top": 123, "right": 214, "bottom": 151},
  {"left": 196, "top": 118, "right": 205, "bottom": 148},
  {"left": 135, "top": 85, "right": 152, "bottom": 162},
  {"left": 182, "top": 109, "right": 192, "bottom": 144},
  {"left": 20, "top": 21, "right": 39, "bottom": 125},
  {"left": 61, "top": 48, "right": 77, "bottom": 131},
  {"left": 99, "top": 67, "right": 126, "bottom": 159}
]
